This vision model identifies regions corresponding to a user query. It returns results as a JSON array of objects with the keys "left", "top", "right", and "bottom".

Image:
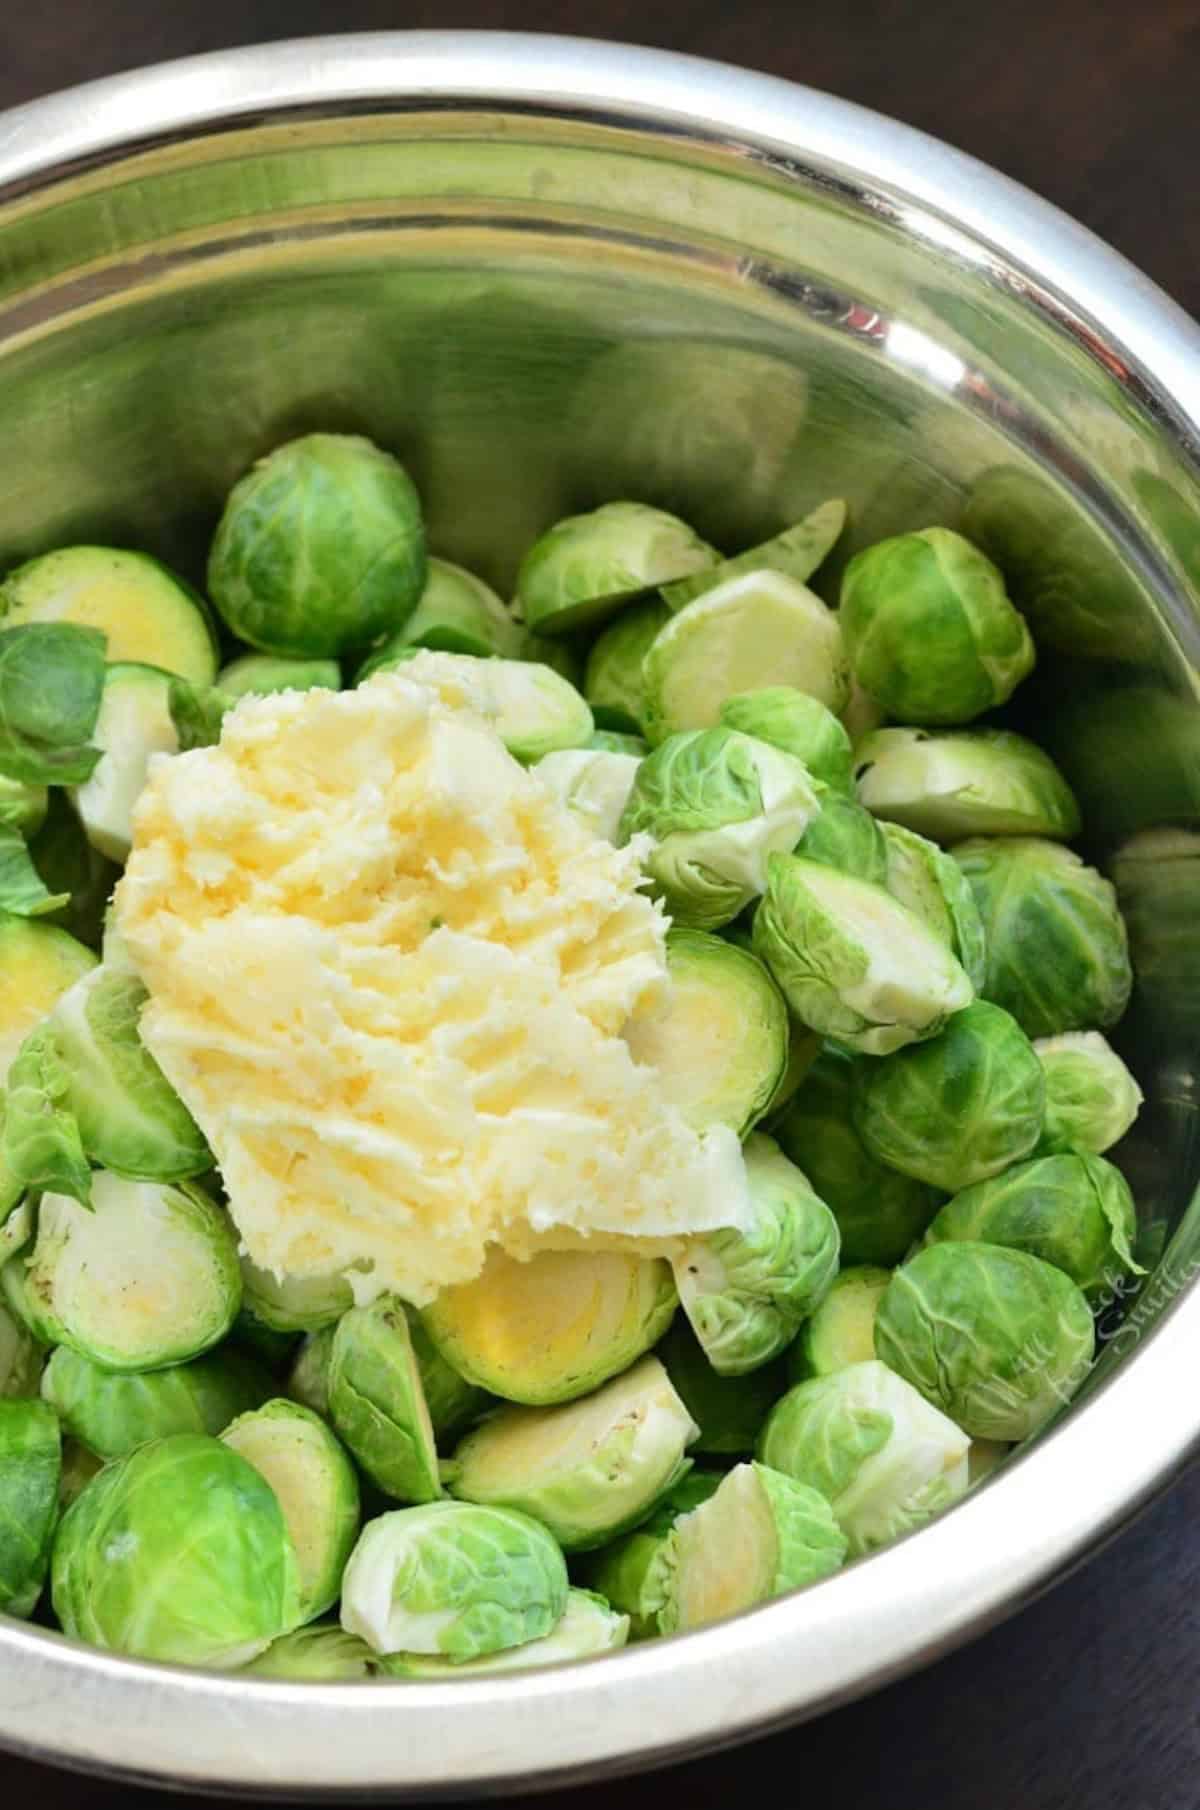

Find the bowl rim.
[{"left": 2, "top": 29, "right": 1200, "bottom": 1798}]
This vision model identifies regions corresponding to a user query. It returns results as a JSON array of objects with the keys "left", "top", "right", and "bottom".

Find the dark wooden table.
[{"left": 2, "top": 4, "right": 1198, "bottom": 1804}]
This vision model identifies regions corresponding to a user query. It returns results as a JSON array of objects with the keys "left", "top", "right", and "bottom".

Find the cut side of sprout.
[
  {"left": 854, "top": 727, "right": 1080, "bottom": 843},
  {"left": 70, "top": 663, "right": 179, "bottom": 862},
  {"left": 0, "top": 916, "right": 97, "bottom": 1079}
]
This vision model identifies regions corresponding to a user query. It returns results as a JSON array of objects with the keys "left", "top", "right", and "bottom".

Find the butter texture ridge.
[{"left": 114, "top": 667, "right": 749, "bottom": 1305}]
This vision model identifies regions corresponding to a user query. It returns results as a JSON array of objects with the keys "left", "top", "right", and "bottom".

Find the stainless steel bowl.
[{"left": 3, "top": 30, "right": 1200, "bottom": 1798}]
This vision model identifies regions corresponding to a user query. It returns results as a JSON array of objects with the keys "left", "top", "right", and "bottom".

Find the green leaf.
[
  {"left": 0, "top": 624, "right": 107, "bottom": 784},
  {"left": 2, "top": 1024, "right": 91, "bottom": 1207},
  {"left": 0, "top": 828, "right": 70, "bottom": 918},
  {"left": 169, "top": 678, "right": 234, "bottom": 752}
]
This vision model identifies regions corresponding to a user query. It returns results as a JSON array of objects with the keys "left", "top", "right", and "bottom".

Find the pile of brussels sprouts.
[{"left": 0, "top": 432, "right": 1148, "bottom": 1679}]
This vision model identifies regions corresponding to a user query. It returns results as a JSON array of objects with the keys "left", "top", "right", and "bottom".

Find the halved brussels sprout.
[
  {"left": 0, "top": 913, "right": 96, "bottom": 1078},
  {"left": 217, "top": 653, "right": 341, "bottom": 698},
  {"left": 339, "top": 1500, "right": 568, "bottom": 1659},
  {"left": 287, "top": 1325, "right": 336, "bottom": 1421},
  {"left": 222, "top": 1399, "right": 360, "bottom": 1623},
  {"left": 2, "top": 1024, "right": 90, "bottom": 1206},
  {"left": 874, "top": 1242, "right": 1095, "bottom": 1440},
  {"left": 853, "top": 728, "right": 1080, "bottom": 843},
  {"left": 0, "top": 1294, "right": 42, "bottom": 1400},
  {"left": 661, "top": 500, "right": 847, "bottom": 611},
  {"left": 879, "top": 821, "right": 987, "bottom": 991},
  {"left": 357, "top": 557, "right": 521, "bottom": 667},
  {"left": 642, "top": 570, "right": 849, "bottom": 745},
  {"left": 208, "top": 433, "right": 426, "bottom": 657},
  {"left": 619, "top": 726, "right": 820, "bottom": 930},
  {"left": 243, "top": 1623, "right": 382, "bottom": 1680},
  {"left": 758, "top": 1359, "right": 969, "bottom": 1556},
  {"left": 854, "top": 1001, "right": 1045, "bottom": 1192},
  {"left": 52, "top": 1433, "right": 301, "bottom": 1667},
  {"left": 588, "top": 728, "right": 647, "bottom": 756},
  {"left": 580, "top": 1470, "right": 724, "bottom": 1638},
  {"left": 673, "top": 1133, "right": 840, "bottom": 1375},
  {"left": 624, "top": 927, "right": 788, "bottom": 1138},
  {"left": 380, "top": 1587, "right": 629, "bottom": 1676},
  {"left": 41, "top": 1344, "right": 270, "bottom": 1460},
  {"left": 534, "top": 748, "right": 641, "bottom": 843},
  {"left": 383, "top": 649, "right": 593, "bottom": 762},
  {"left": 448, "top": 1354, "right": 696, "bottom": 1551},
  {"left": 840, "top": 528, "right": 1035, "bottom": 725},
  {"left": 789, "top": 1265, "right": 891, "bottom": 1382},
  {"left": 516, "top": 501, "right": 717, "bottom": 639},
  {"left": 923, "top": 1152, "right": 1143, "bottom": 1302},
  {"left": 720, "top": 687, "right": 853, "bottom": 794},
  {"left": 239, "top": 1256, "right": 354, "bottom": 1335},
  {"left": 955, "top": 838, "right": 1132, "bottom": 1037},
  {"left": 327, "top": 1296, "right": 441, "bottom": 1504},
  {"left": 70, "top": 662, "right": 178, "bottom": 862},
  {"left": 1033, "top": 1032, "right": 1143, "bottom": 1156},
  {"left": 657, "top": 1315, "right": 788, "bottom": 1457},
  {"left": 583, "top": 598, "right": 670, "bottom": 733},
  {"left": 423, "top": 1247, "right": 677, "bottom": 1408},
  {"left": 1, "top": 546, "right": 217, "bottom": 684},
  {"left": 0, "top": 1398, "right": 61, "bottom": 1616},
  {"left": 405, "top": 1313, "right": 491, "bottom": 1442},
  {"left": 793, "top": 790, "right": 888, "bottom": 884},
  {"left": 650, "top": 1460, "right": 846, "bottom": 1633},
  {"left": 21, "top": 1174, "right": 241, "bottom": 1370},
  {"left": 753, "top": 855, "right": 974, "bottom": 1055}
]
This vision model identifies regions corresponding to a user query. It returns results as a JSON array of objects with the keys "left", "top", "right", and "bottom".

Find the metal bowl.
[{"left": 3, "top": 30, "right": 1200, "bottom": 1798}]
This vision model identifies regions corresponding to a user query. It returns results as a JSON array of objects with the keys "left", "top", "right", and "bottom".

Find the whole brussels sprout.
[
  {"left": 1033, "top": 1032, "right": 1143, "bottom": 1156},
  {"left": 874, "top": 1242, "right": 1095, "bottom": 1440},
  {"left": 207, "top": 433, "right": 426, "bottom": 657},
  {"left": 839, "top": 527, "right": 1035, "bottom": 725},
  {"left": 41, "top": 1344, "right": 270, "bottom": 1460},
  {"left": 720, "top": 687, "right": 854, "bottom": 794},
  {"left": 619, "top": 726, "right": 819, "bottom": 931},
  {"left": 854, "top": 728, "right": 1080, "bottom": 843},
  {"left": 955, "top": 839, "right": 1132, "bottom": 1037},
  {"left": 773, "top": 1053, "right": 944, "bottom": 1264},
  {"left": 923, "top": 1152, "right": 1144, "bottom": 1302},
  {"left": 793, "top": 789, "right": 888, "bottom": 884},
  {"left": 1109, "top": 828, "right": 1200, "bottom": 1044},
  {"left": 854, "top": 1001, "right": 1045, "bottom": 1192},
  {"left": 879, "top": 821, "right": 987, "bottom": 991}
]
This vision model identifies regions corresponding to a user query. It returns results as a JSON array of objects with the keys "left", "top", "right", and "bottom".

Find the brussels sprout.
[
  {"left": 1109, "top": 828, "right": 1200, "bottom": 1044},
  {"left": 69, "top": 663, "right": 178, "bottom": 862},
  {"left": 41, "top": 1344, "right": 270, "bottom": 1460},
  {"left": 380, "top": 1587, "right": 629, "bottom": 1676},
  {"left": 789, "top": 1266, "right": 891, "bottom": 1382},
  {"left": 59, "top": 1438, "right": 105, "bottom": 1510},
  {"left": 854, "top": 728, "right": 1081, "bottom": 843},
  {"left": 239, "top": 1257, "right": 354, "bottom": 1335},
  {"left": 534, "top": 748, "right": 641, "bottom": 843},
  {"left": 357, "top": 557, "right": 521, "bottom": 668},
  {"left": 217, "top": 653, "right": 341, "bottom": 698},
  {"left": 0, "top": 774, "right": 48, "bottom": 838},
  {"left": 0, "top": 1294, "right": 42, "bottom": 1399},
  {"left": 874, "top": 1242, "right": 1095, "bottom": 1440},
  {"left": 208, "top": 433, "right": 426, "bottom": 657},
  {"left": 2, "top": 1024, "right": 90, "bottom": 1206},
  {"left": 244, "top": 1623, "right": 382, "bottom": 1680},
  {"left": 287, "top": 1325, "right": 336, "bottom": 1421},
  {"left": 222, "top": 1399, "right": 360, "bottom": 1623},
  {"left": 339, "top": 1500, "right": 568, "bottom": 1659},
  {"left": 762, "top": 1023, "right": 822, "bottom": 1120},
  {"left": 516, "top": 502, "right": 717, "bottom": 638},
  {"left": 619, "top": 727, "right": 820, "bottom": 931},
  {"left": 753, "top": 855, "right": 974, "bottom": 1055},
  {"left": 39, "top": 965, "right": 211, "bottom": 1182},
  {"left": 52, "top": 1433, "right": 301, "bottom": 1667},
  {"left": 21, "top": 1174, "right": 241, "bottom": 1370},
  {"left": 1, "top": 548, "right": 217, "bottom": 685},
  {"left": 424, "top": 1247, "right": 677, "bottom": 1408},
  {"left": 793, "top": 789, "right": 888, "bottom": 884},
  {"left": 661, "top": 500, "right": 847, "bottom": 612},
  {"left": 448, "top": 1355, "right": 696, "bottom": 1551},
  {"left": 673, "top": 1133, "right": 840, "bottom": 1375},
  {"left": 758, "top": 1360, "right": 969, "bottom": 1556},
  {"left": 580, "top": 1470, "right": 725, "bottom": 1638},
  {"left": 650, "top": 1461, "right": 846, "bottom": 1633},
  {"left": 624, "top": 928, "right": 788, "bottom": 1138},
  {"left": 383, "top": 649, "right": 593, "bottom": 762},
  {"left": 1034, "top": 1032, "right": 1143, "bottom": 1156},
  {"left": 27, "top": 791, "right": 120, "bottom": 950},
  {"left": 328, "top": 1296, "right": 441, "bottom": 1504},
  {"left": 657, "top": 1315, "right": 787, "bottom": 1457},
  {"left": 955, "top": 839, "right": 1132, "bottom": 1037},
  {"left": 588, "top": 728, "right": 647, "bottom": 756},
  {"left": 0, "top": 1398, "right": 61, "bottom": 1616},
  {"left": 840, "top": 676, "right": 886, "bottom": 748},
  {"left": 0, "top": 913, "right": 96, "bottom": 1077},
  {"left": 405, "top": 1313, "right": 492, "bottom": 1442},
  {"left": 839, "top": 528, "right": 1035, "bottom": 725},
  {"left": 967, "top": 1439, "right": 1011, "bottom": 1486},
  {"left": 854, "top": 1001, "right": 1045, "bottom": 1192},
  {"left": 642, "top": 571, "right": 849, "bottom": 745},
  {"left": 721, "top": 687, "right": 854, "bottom": 794},
  {"left": 879, "top": 820, "right": 987, "bottom": 992},
  {"left": 923, "top": 1153, "right": 1143, "bottom": 1302},
  {"left": 0, "top": 817, "right": 69, "bottom": 921},
  {"left": 583, "top": 598, "right": 670, "bottom": 733}
]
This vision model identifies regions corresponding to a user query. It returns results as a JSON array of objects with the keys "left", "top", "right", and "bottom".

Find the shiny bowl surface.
[{"left": 2, "top": 29, "right": 1200, "bottom": 1798}]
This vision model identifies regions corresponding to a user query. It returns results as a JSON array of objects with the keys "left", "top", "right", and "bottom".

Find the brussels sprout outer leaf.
[
  {"left": 0, "top": 1397, "right": 61, "bottom": 1616},
  {"left": 0, "top": 624, "right": 106, "bottom": 785}
]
